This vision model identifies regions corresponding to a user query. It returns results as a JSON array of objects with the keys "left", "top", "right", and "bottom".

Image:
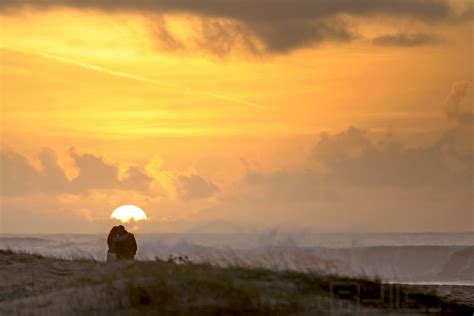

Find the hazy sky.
[{"left": 0, "top": 0, "right": 472, "bottom": 233}]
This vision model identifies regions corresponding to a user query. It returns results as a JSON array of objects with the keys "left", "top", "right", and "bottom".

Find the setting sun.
[{"left": 111, "top": 205, "right": 148, "bottom": 223}]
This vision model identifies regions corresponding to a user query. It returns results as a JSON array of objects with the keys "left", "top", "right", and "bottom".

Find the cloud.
[
  {"left": 249, "top": 19, "right": 355, "bottom": 53},
  {"left": 312, "top": 126, "right": 472, "bottom": 187},
  {"left": 1, "top": 0, "right": 468, "bottom": 53},
  {"left": 240, "top": 124, "right": 471, "bottom": 200},
  {"left": 0, "top": 148, "right": 72, "bottom": 195},
  {"left": 194, "top": 19, "right": 260, "bottom": 56},
  {"left": 175, "top": 174, "right": 219, "bottom": 200},
  {"left": 120, "top": 166, "right": 153, "bottom": 193},
  {"left": 36, "top": 148, "right": 70, "bottom": 192},
  {"left": 0, "top": 148, "right": 220, "bottom": 202},
  {"left": 444, "top": 81, "right": 473, "bottom": 125},
  {"left": 149, "top": 16, "right": 185, "bottom": 52},
  {"left": 68, "top": 148, "right": 121, "bottom": 191},
  {"left": 0, "top": 0, "right": 453, "bottom": 21},
  {"left": 0, "top": 151, "right": 41, "bottom": 195},
  {"left": 372, "top": 33, "right": 439, "bottom": 46},
  {"left": 0, "top": 148, "right": 152, "bottom": 195},
  {"left": 151, "top": 16, "right": 356, "bottom": 55}
]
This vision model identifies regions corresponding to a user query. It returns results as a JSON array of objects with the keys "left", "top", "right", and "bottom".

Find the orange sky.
[{"left": 0, "top": 1, "right": 472, "bottom": 233}]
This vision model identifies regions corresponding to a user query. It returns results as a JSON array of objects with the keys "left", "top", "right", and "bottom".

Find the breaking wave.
[{"left": 1, "top": 233, "right": 472, "bottom": 284}]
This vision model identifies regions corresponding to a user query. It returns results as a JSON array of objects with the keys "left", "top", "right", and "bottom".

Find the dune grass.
[{"left": 0, "top": 249, "right": 472, "bottom": 315}]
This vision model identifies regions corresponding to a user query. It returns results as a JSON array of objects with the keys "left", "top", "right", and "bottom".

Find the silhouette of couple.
[{"left": 107, "top": 225, "right": 137, "bottom": 262}]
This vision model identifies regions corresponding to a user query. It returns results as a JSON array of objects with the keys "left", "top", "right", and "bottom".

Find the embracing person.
[{"left": 106, "top": 225, "right": 137, "bottom": 262}]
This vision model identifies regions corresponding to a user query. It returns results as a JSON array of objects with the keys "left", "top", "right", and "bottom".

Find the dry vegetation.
[{"left": 0, "top": 249, "right": 472, "bottom": 315}]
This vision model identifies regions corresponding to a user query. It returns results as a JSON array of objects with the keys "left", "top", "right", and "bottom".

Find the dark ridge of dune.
[{"left": 0, "top": 249, "right": 472, "bottom": 315}]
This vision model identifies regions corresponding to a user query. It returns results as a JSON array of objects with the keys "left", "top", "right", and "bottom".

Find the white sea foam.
[{"left": 1, "top": 232, "right": 473, "bottom": 285}]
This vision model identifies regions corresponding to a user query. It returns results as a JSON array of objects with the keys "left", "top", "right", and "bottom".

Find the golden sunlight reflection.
[{"left": 111, "top": 205, "right": 148, "bottom": 223}]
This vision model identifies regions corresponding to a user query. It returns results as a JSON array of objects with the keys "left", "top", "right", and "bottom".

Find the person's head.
[
  {"left": 117, "top": 225, "right": 127, "bottom": 235},
  {"left": 109, "top": 226, "right": 118, "bottom": 235},
  {"left": 107, "top": 226, "right": 119, "bottom": 246}
]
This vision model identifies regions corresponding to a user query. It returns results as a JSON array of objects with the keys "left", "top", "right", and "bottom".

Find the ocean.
[{"left": 1, "top": 232, "right": 473, "bottom": 285}]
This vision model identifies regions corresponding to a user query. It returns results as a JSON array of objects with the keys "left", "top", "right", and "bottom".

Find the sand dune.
[{"left": 1, "top": 249, "right": 473, "bottom": 315}]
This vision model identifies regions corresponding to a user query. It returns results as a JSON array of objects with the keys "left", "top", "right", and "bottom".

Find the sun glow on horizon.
[{"left": 111, "top": 205, "right": 148, "bottom": 223}]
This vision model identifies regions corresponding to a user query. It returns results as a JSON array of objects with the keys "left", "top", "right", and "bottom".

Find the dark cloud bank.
[
  {"left": 3, "top": 125, "right": 470, "bottom": 200},
  {"left": 0, "top": 0, "right": 454, "bottom": 20},
  {"left": 245, "top": 125, "right": 472, "bottom": 198},
  {"left": 0, "top": 148, "right": 218, "bottom": 199},
  {"left": 1, "top": 0, "right": 471, "bottom": 53},
  {"left": 0, "top": 148, "right": 150, "bottom": 195}
]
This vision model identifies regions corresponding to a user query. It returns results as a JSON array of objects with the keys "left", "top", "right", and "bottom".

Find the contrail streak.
[{"left": 1, "top": 45, "right": 265, "bottom": 109}]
